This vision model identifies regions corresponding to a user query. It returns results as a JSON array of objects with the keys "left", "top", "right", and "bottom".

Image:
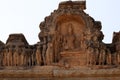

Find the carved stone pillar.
[
  {"left": 106, "top": 50, "right": 112, "bottom": 65},
  {"left": 20, "top": 47, "right": 26, "bottom": 66},
  {"left": 53, "top": 35, "right": 59, "bottom": 62},
  {"left": 87, "top": 47, "right": 94, "bottom": 66},
  {"left": 18, "top": 48, "right": 22, "bottom": 66},
  {"left": 46, "top": 43, "right": 53, "bottom": 65},
  {"left": 117, "top": 52, "right": 120, "bottom": 64},
  {"left": 28, "top": 48, "right": 33, "bottom": 67},
  {"left": 108, "top": 53, "right": 112, "bottom": 65},
  {"left": 94, "top": 48, "right": 99, "bottom": 65},
  {"left": 28, "top": 55, "right": 31, "bottom": 67},
  {"left": 91, "top": 48, "right": 95, "bottom": 65},
  {"left": 112, "top": 53, "right": 117, "bottom": 65},
  {"left": 20, "top": 53, "right": 24, "bottom": 66},
  {"left": 24, "top": 54, "right": 27, "bottom": 66},
  {"left": 13, "top": 47, "right": 19, "bottom": 66},
  {"left": 3, "top": 49, "right": 7, "bottom": 66},
  {"left": 36, "top": 46, "right": 42, "bottom": 66},
  {"left": 86, "top": 48, "right": 90, "bottom": 66},
  {"left": 9, "top": 47, "right": 13, "bottom": 66},
  {"left": 13, "top": 51, "right": 16, "bottom": 66},
  {"left": 7, "top": 49, "right": 10, "bottom": 66},
  {"left": 31, "top": 50, "right": 35, "bottom": 66},
  {"left": 99, "top": 49, "right": 106, "bottom": 65},
  {"left": 0, "top": 50, "right": 3, "bottom": 66},
  {"left": 42, "top": 37, "right": 47, "bottom": 65}
]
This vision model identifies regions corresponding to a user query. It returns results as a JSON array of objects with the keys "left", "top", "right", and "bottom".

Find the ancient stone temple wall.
[
  {"left": 37, "top": 1, "right": 120, "bottom": 67},
  {"left": 0, "top": 1, "right": 120, "bottom": 69},
  {"left": 0, "top": 34, "right": 35, "bottom": 67}
]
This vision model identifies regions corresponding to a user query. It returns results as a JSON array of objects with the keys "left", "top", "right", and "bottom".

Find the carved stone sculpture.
[
  {"left": 0, "top": 1, "right": 120, "bottom": 73},
  {"left": 42, "top": 37, "right": 47, "bottom": 65},
  {"left": 3, "top": 49, "right": 8, "bottom": 66},
  {"left": 20, "top": 47, "right": 25, "bottom": 66},
  {"left": 65, "top": 23, "right": 75, "bottom": 50},
  {"left": 46, "top": 42, "right": 53, "bottom": 65},
  {"left": 7, "top": 47, "right": 13, "bottom": 66},
  {"left": 36, "top": 46, "right": 42, "bottom": 66}
]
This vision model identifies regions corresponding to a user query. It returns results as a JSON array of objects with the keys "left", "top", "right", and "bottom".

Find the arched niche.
[
  {"left": 55, "top": 14, "right": 86, "bottom": 36},
  {"left": 53, "top": 14, "right": 87, "bottom": 50}
]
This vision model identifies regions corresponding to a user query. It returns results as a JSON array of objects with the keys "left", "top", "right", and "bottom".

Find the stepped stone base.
[
  {"left": 60, "top": 51, "right": 86, "bottom": 66},
  {"left": 0, "top": 66, "right": 120, "bottom": 79}
]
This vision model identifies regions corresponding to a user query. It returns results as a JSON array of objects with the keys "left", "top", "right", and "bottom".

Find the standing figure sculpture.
[{"left": 65, "top": 23, "right": 75, "bottom": 50}]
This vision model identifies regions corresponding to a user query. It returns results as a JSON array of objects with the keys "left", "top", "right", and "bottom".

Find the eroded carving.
[{"left": 0, "top": 1, "right": 119, "bottom": 70}]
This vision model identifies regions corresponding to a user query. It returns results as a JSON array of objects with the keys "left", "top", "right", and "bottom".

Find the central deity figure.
[{"left": 65, "top": 23, "right": 75, "bottom": 50}]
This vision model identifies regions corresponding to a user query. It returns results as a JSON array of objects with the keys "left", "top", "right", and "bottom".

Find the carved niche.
[
  {"left": 54, "top": 14, "right": 86, "bottom": 51},
  {"left": 38, "top": 1, "right": 104, "bottom": 66}
]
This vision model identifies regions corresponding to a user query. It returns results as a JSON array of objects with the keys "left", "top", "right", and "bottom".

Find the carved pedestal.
[{"left": 60, "top": 51, "right": 86, "bottom": 66}]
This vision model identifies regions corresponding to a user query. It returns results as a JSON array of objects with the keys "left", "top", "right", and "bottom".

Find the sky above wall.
[{"left": 0, "top": 0, "right": 120, "bottom": 44}]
